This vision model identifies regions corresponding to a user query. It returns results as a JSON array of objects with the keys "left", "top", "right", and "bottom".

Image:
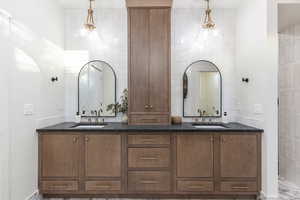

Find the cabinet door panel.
[
  {"left": 149, "top": 9, "right": 170, "bottom": 113},
  {"left": 129, "top": 8, "right": 149, "bottom": 113},
  {"left": 177, "top": 135, "right": 213, "bottom": 178},
  {"left": 85, "top": 135, "right": 121, "bottom": 177},
  {"left": 220, "top": 135, "right": 258, "bottom": 178},
  {"left": 41, "top": 134, "right": 79, "bottom": 178}
]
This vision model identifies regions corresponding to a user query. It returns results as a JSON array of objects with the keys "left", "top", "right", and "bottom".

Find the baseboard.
[{"left": 25, "top": 190, "right": 42, "bottom": 200}]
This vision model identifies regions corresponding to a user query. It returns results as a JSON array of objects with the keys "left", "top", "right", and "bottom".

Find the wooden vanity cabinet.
[
  {"left": 176, "top": 134, "right": 214, "bottom": 178},
  {"left": 128, "top": 7, "right": 171, "bottom": 125},
  {"left": 39, "top": 133, "right": 123, "bottom": 194},
  {"left": 39, "top": 134, "right": 80, "bottom": 193},
  {"left": 218, "top": 134, "right": 261, "bottom": 193},
  {"left": 39, "top": 131, "right": 261, "bottom": 198}
]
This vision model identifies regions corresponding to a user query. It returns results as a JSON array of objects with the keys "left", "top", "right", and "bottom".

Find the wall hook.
[
  {"left": 242, "top": 78, "right": 249, "bottom": 83},
  {"left": 51, "top": 77, "right": 58, "bottom": 82}
]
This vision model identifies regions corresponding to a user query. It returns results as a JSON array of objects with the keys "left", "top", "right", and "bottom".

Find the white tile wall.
[
  {"left": 279, "top": 24, "right": 300, "bottom": 187},
  {"left": 64, "top": 8, "right": 237, "bottom": 122},
  {"left": 0, "top": 1, "right": 65, "bottom": 199}
]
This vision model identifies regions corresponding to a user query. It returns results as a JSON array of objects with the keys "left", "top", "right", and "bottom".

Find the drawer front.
[
  {"left": 128, "top": 171, "right": 171, "bottom": 192},
  {"left": 128, "top": 135, "right": 170, "bottom": 145},
  {"left": 128, "top": 148, "right": 170, "bottom": 168},
  {"left": 177, "top": 180, "right": 214, "bottom": 192},
  {"left": 42, "top": 181, "right": 78, "bottom": 191},
  {"left": 129, "top": 114, "right": 170, "bottom": 125},
  {"left": 220, "top": 181, "right": 257, "bottom": 192},
  {"left": 85, "top": 181, "right": 121, "bottom": 191}
]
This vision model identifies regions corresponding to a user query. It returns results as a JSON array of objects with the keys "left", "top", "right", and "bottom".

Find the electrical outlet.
[
  {"left": 254, "top": 104, "right": 263, "bottom": 114},
  {"left": 24, "top": 104, "right": 34, "bottom": 116}
]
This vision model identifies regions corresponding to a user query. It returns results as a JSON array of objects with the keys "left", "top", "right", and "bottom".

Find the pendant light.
[
  {"left": 84, "top": 0, "right": 96, "bottom": 31},
  {"left": 202, "top": 0, "right": 215, "bottom": 29}
]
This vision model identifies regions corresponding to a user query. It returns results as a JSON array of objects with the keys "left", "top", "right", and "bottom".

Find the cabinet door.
[
  {"left": 177, "top": 135, "right": 214, "bottom": 178},
  {"left": 85, "top": 135, "right": 121, "bottom": 177},
  {"left": 129, "top": 8, "right": 150, "bottom": 113},
  {"left": 149, "top": 8, "right": 170, "bottom": 113},
  {"left": 41, "top": 134, "right": 80, "bottom": 178},
  {"left": 220, "top": 135, "right": 258, "bottom": 178}
]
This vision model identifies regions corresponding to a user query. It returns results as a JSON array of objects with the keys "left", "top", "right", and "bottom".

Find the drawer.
[
  {"left": 128, "top": 148, "right": 170, "bottom": 168},
  {"left": 177, "top": 180, "right": 214, "bottom": 192},
  {"left": 128, "top": 171, "right": 171, "bottom": 192},
  {"left": 41, "top": 181, "right": 78, "bottom": 191},
  {"left": 129, "top": 114, "right": 170, "bottom": 125},
  {"left": 85, "top": 181, "right": 121, "bottom": 191},
  {"left": 128, "top": 135, "right": 170, "bottom": 145},
  {"left": 220, "top": 181, "right": 257, "bottom": 192}
]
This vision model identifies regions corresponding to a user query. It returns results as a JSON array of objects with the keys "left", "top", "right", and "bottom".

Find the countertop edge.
[{"left": 36, "top": 122, "right": 264, "bottom": 133}]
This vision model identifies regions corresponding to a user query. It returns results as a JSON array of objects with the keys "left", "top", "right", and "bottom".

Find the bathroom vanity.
[
  {"left": 37, "top": 122, "right": 262, "bottom": 199},
  {"left": 37, "top": 1, "right": 263, "bottom": 199}
]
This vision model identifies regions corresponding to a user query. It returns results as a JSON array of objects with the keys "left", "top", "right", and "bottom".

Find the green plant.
[{"left": 107, "top": 89, "right": 128, "bottom": 115}]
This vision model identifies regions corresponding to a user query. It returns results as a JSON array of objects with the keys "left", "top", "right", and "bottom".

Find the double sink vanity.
[
  {"left": 37, "top": 0, "right": 263, "bottom": 199},
  {"left": 37, "top": 123, "right": 262, "bottom": 199}
]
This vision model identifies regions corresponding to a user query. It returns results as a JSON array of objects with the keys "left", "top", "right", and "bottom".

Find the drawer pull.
[
  {"left": 140, "top": 119, "right": 158, "bottom": 123},
  {"left": 232, "top": 186, "right": 249, "bottom": 190},
  {"left": 140, "top": 180, "right": 159, "bottom": 184},
  {"left": 188, "top": 185, "right": 205, "bottom": 189},
  {"left": 139, "top": 156, "right": 159, "bottom": 160},
  {"left": 51, "top": 184, "right": 70, "bottom": 189},
  {"left": 141, "top": 139, "right": 156, "bottom": 143},
  {"left": 73, "top": 137, "right": 78, "bottom": 143},
  {"left": 95, "top": 185, "right": 111, "bottom": 188}
]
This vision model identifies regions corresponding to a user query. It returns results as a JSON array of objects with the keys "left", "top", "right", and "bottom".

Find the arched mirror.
[
  {"left": 183, "top": 60, "right": 222, "bottom": 118},
  {"left": 78, "top": 60, "right": 117, "bottom": 117}
]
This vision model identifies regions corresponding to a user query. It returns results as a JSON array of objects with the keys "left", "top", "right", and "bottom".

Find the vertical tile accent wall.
[{"left": 279, "top": 24, "right": 300, "bottom": 187}]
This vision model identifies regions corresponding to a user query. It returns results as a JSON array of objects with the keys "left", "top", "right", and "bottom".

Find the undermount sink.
[
  {"left": 193, "top": 124, "right": 228, "bottom": 129},
  {"left": 71, "top": 124, "right": 107, "bottom": 129}
]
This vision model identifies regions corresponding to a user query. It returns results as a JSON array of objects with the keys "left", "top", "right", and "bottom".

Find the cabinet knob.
[
  {"left": 85, "top": 136, "right": 89, "bottom": 142},
  {"left": 145, "top": 105, "right": 149, "bottom": 109},
  {"left": 150, "top": 105, "right": 153, "bottom": 109}
]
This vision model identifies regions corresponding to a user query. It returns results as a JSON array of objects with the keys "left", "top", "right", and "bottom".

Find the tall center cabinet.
[{"left": 127, "top": 0, "right": 172, "bottom": 125}]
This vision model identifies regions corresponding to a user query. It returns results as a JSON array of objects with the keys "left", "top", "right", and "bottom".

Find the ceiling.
[
  {"left": 278, "top": 4, "right": 300, "bottom": 32},
  {"left": 58, "top": 0, "right": 241, "bottom": 9}
]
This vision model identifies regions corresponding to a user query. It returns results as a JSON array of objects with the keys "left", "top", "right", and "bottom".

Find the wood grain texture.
[
  {"left": 128, "top": 8, "right": 171, "bottom": 125},
  {"left": 149, "top": 8, "right": 171, "bottom": 114},
  {"left": 220, "top": 135, "right": 258, "bottom": 178},
  {"left": 220, "top": 181, "right": 257, "bottom": 192},
  {"left": 128, "top": 8, "right": 149, "bottom": 114},
  {"left": 176, "top": 135, "right": 214, "bottom": 178},
  {"left": 41, "top": 134, "right": 80, "bottom": 178},
  {"left": 38, "top": 131, "right": 262, "bottom": 198},
  {"left": 177, "top": 180, "right": 214, "bottom": 192},
  {"left": 128, "top": 171, "right": 171, "bottom": 192},
  {"left": 42, "top": 181, "right": 78, "bottom": 192},
  {"left": 128, "top": 148, "right": 170, "bottom": 168},
  {"left": 129, "top": 114, "right": 170, "bottom": 125},
  {"left": 85, "top": 181, "right": 121, "bottom": 191},
  {"left": 128, "top": 135, "right": 170, "bottom": 145},
  {"left": 85, "top": 135, "right": 121, "bottom": 177},
  {"left": 126, "top": 0, "right": 173, "bottom": 7}
]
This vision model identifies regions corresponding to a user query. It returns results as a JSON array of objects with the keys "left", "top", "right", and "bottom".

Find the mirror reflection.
[
  {"left": 183, "top": 60, "right": 222, "bottom": 117},
  {"left": 78, "top": 60, "right": 116, "bottom": 117}
]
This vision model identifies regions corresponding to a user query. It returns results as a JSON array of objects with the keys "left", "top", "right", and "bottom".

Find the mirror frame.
[
  {"left": 77, "top": 60, "right": 117, "bottom": 117},
  {"left": 183, "top": 60, "right": 222, "bottom": 118}
]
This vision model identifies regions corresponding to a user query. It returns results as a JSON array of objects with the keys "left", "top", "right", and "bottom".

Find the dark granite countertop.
[{"left": 37, "top": 122, "right": 263, "bottom": 133}]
